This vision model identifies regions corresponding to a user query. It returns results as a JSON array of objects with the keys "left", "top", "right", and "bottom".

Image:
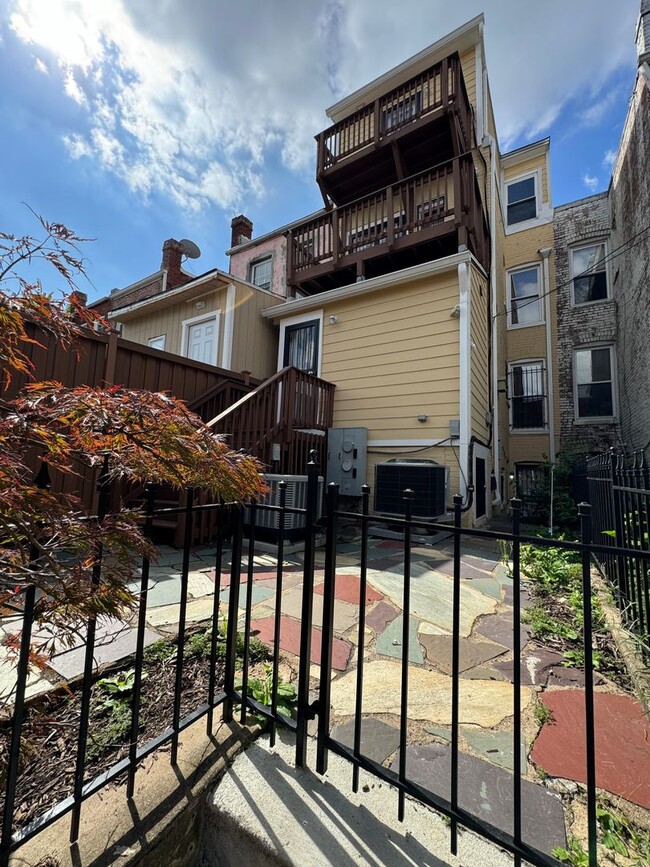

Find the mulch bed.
[
  {"left": 0, "top": 640, "right": 225, "bottom": 833},
  {"left": 528, "top": 586, "right": 633, "bottom": 692}
]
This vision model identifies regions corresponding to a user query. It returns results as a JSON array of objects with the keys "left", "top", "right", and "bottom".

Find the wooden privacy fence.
[{"left": 2, "top": 322, "right": 260, "bottom": 512}]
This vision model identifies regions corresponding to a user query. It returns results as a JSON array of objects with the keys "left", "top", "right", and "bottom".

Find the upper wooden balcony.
[
  {"left": 316, "top": 53, "right": 473, "bottom": 206},
  {"left": 288, "top": 154, "right": 489, "bottom": 295}
]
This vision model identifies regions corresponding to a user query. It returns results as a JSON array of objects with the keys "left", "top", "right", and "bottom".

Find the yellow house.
[
  {"left": 227, "top": 14, "right": 561, "bottom": 525},
  {"left": 107, "top": 268, "right": 277, "bottom": 383}
]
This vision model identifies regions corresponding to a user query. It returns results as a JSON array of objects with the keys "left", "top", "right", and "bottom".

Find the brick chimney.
[
  {"left": 161, "top": 238, "right": 185, "bottom": 289},
  {"left": 230, "top": 215, "right": 253, "bottom": 248}
]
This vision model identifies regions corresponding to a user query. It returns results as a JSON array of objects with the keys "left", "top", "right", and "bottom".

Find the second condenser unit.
[{"left": 326, "top": 428, "right": 368, "bottom": 496}]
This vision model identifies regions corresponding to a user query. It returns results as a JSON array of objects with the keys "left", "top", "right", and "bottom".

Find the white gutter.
[
  {"left": 458, "top": 260, "right": 471, "bottom": 502},
  {"left": 540, "top": 247, "right": 555, "bottom": 465},
  {"left": 262, "top": 251, "right": 485, "bottom": 322},
  {"left": 220, "top": 283, "right": 236, "bottom": 369}
]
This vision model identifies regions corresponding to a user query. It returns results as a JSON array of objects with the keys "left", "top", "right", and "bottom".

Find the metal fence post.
[
  {"left": 70, "top": 454, "right": 111, "bottom": 844},
  {"left": 398, "top": 489, "right": 414, "bottom": 823},
  {"left": 127, "top": 482, "right": 155, "bottom": 799},
  {"left": 450, "top": 492, "right": 463, "bottom": 855},
  {"left": 296, "top": 451, "right": 320, "bottom": 767},
  {"left": 171, "top": 487, "right": 194, "bottom": 765},
  {"left": 316, "top": 482, "right": 339, "bottom": 775},
  {"left": 223, "top": 504, "right": 244, "bottom": 722},
  {"left": 511, "top": 497, "right": 523, "bottom": 867},
  {"left": 578, "top": 502, "right": 598, "bottom": 867}
]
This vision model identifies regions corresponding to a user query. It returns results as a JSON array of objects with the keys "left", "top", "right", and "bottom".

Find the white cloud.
[
  {"left": 5, "top": 0, "right": 639, "bottom": 215},
  {"left": 34, "top": 56, "right": 48, "bottom": 74},
  {"left": 63, "top": 68, "right": 85, "bottom": 105},
  {"left": 583, "top": 173, "right": 599, "bottom": 193},
  {"left": 602, "top": 149, "right": 617, "bottom": 169}
]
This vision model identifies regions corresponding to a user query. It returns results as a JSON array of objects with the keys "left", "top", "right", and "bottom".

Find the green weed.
[{"left": 552, "top": 837, "right": 589, "bottom": 866}]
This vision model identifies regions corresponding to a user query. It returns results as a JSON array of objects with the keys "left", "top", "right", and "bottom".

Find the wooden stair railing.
[{"left": 207, "top": 366, "right": 335, "bottom": 474}]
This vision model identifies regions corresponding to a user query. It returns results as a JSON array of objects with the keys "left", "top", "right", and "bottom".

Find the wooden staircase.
[
  {"left": 123, "top": 366, "right": 335, "bottom": 546},
  {"left": 206, "top": 365, "right": 336, "bottom": 474}
]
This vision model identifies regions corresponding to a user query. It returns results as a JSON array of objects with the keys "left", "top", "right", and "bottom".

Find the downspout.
[
  {"left": 539, "top": 248, "right": 555, "bottom": 466},
  {"left": 486, "top": 132, "right": 500, "bottom": 504},
  {"left": 458, "top": 259, "right": 471, "bottom": 503},
  {"left": 539, "top": 247, "right": 555, "bottom": 532}
]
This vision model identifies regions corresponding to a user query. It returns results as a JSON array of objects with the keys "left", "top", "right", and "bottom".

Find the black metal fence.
[
  {"left": 2, "top": 457, "right": 649, "bottom": 866},
  {"left": 587, "top": 450, "right": 650, "bottom": 662}
]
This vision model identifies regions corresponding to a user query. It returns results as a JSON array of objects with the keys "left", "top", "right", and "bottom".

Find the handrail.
[
  {"left": 206, "top": 366, "right": 292, "bottom": 428},
  {"left": 207, "top": 366, "right": 335, "bottom": 429}
]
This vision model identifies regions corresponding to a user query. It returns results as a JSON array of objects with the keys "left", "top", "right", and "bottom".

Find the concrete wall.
[
  {"left": 610, "top": 66, "right": 650, "bottom": 451},
  {"left": 553, "top": 193, "right": 619, "bottom": 454}
]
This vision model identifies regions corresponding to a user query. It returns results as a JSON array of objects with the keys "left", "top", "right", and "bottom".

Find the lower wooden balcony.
[{"left": 288, "top": 155, "right": 489, "bottom": 294}]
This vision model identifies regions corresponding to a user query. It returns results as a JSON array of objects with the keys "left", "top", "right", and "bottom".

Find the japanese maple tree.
[{"left": 0, "top": 215, "right": 264, "bottom": 657}]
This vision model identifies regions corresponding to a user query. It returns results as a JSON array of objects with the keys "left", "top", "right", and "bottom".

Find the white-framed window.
[
  {"left": 181, "top": 311, "right": 220, "bottom": 366},
  {"left": 509, "top": 360, "right": 546, "bottom": 430},
  {"left": 249, "top": 256, "right": 272, "bottom": 291},
  {"left": 574, "top": 346, "right": 616, "bottom": 420},
  {"left": 148, "top": 334, "right": 166, "bottom": 351},
  {"left": 507, "top": 265, "right": 542, "bottom": 327},
  {"left": 506, "top": 174, "right": 537, "bottom": 226},
  {"left": 571, "top": 242, "right": 608, "bottom": 306}
]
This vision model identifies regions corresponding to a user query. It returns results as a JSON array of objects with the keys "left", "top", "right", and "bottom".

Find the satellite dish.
[{"left": 179, "top": 238, "right": 201, "bottom": 260}]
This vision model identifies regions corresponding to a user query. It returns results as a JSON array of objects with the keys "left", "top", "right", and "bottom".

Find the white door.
[{"left": 187, "top": 319, "right": 217, "bottom": 364}]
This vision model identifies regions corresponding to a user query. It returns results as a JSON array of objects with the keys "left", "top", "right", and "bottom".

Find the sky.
[{"left": 0, "top": 0, "right": 641, "bottom": 302}]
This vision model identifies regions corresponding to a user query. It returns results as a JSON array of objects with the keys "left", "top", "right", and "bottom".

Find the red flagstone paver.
[
  {"left": 250, "top": 615, "right": 352, "bottom": 671},
  {"left": 365, "top": 600, "right": 400, "bottom": 634},
  {"left": 313, "top": 574, "right": 382, "bottom": 605},
  {"left": 531, "top": 690, "right": 650, "bottom": 808}
]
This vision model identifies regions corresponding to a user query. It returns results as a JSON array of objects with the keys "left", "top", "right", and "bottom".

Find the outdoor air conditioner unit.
[
  {"left": 246, "top": 474, "right": 324, "bottom": 541},
  {"left": 374, "top": 460, "right": 449, "bottom": 520}
]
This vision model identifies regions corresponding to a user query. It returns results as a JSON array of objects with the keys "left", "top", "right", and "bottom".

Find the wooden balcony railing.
[
  {"left": 207, "top": 366, "right": 335, "bottom": 474},
  {"left": 317, "top": 53, "right": 470, "bottom": 174},
  {"left": 289, "top": 153, "right": 488, "bottom": 283}
]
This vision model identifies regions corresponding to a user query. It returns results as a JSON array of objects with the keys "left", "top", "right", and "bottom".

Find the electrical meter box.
[{"left": 327, "top": 427, "right": 368, "bottom": 496}]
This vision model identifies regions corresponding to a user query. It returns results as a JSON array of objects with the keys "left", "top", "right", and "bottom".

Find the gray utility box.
[{"left": 327, "top": 427, "right": 368, "bottom": 496}]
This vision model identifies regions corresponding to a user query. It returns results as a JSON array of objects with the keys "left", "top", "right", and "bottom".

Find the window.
[
  {"left": 574, "top": 347, "right": 615, "bottom": 419},
  {"left": 508, "top": 266, "right": 542, "bottom": 327},
  {"left": 250, "top": 256, "right": 272, "bottom": 291},
  {"left": 506, "top": 175, "right": 537, "bottom": 226},
  {"left": 148, "top": 335, "right": 166, "bottom": 351},
  {"left": 283, "top": 319, "right": 320, "bottom": 375},
  {"left": 571, "top": 243, "right": 608, "bottom": 305},
  {"left": 510, "top": 361, "right": 546, "bottom": 429}
]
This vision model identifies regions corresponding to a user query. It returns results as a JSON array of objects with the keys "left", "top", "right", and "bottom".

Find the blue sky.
[{"left": 0, "top": 0, "right": 640, "bottom": 301}]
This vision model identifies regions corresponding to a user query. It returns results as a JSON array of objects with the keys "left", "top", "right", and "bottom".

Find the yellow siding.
[
  {"left": 509, "top": 434, "right": 549, "bottom": 465},
  {"left": 503, "top": 220, "right": 553, "bottom": 269},
  {"left": 231, "top": 285, "right": 278, "bottom": 380},
  {"left": 503, "top": 153, "right": 549, "bottom": 205},
  {"left": 118, "top": 280, "right": 277, "bottom": 380},
  {"left": 459, "top": 47, "right": 477, "bottom": 111},
  {"left": 317, "top": 272, "right": 460, "bottom": 491},
  {"left": 120, "top": 289, "right": 224, "bottom": 357},
  {"left": 470, "top": 267, "right": 489, "bottom": 443},
  {"left": 507, "top": 323, "right": 547, "bottom": 361}
]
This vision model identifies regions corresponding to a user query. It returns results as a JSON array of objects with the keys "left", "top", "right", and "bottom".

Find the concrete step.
[{"left": 201, "top": 731, "right": 517, "bottom": 867}]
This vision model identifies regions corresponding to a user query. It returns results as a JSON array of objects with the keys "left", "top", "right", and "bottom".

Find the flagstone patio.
[{"left": 3, "top": 528, "right": 650, "bottom": 856}]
